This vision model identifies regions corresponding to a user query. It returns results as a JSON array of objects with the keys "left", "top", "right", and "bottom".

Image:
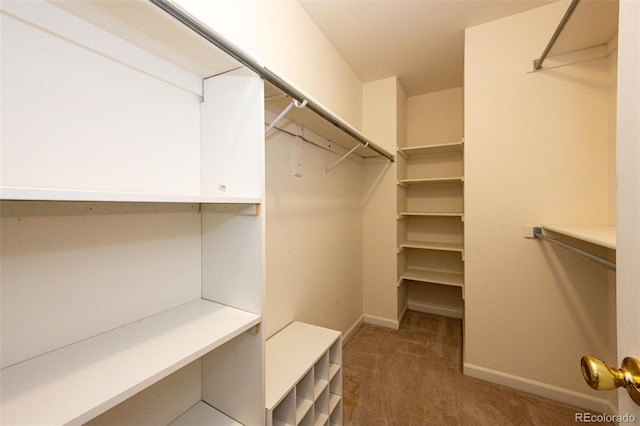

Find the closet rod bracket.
[{"left": 265, "top": 99, "right": 308, "bottom": 135}]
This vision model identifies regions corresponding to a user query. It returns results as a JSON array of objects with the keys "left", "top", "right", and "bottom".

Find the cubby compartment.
[
  {"left": 330, "top": 401, "right": 343, "bottom": 426},
  {"left": 314, "top": 388, "right": 330, "bottom": 426},
  {"left": 299, "top": 409, "right": 314, "bottom": 426},
  {"left": 314, "top": 353, "right": 330, "bottom": 398},
  {"left": 273, "top": 391, "right": 296, "bottom": 426},
  {"left": 296, "top": 371, "right": 315, "bottom": 421}
]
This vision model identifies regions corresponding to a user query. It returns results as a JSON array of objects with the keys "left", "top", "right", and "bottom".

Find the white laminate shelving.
[
  {"left": 399, "top": 268, "right": 464, "bottom": 288},
  {"left": 1, "top": 300, "right": 260, "bottom": 425},
  {"left": 0, "top": 186, "right": 261, "bottom": 204},
  {"left": 398, "top": 211, "right": 464, "bottom": 219},
  {"left": 542, "top": 225, "right": 616, "bottom": 249},
  {"left": 1, "top": 1, "right": 265, "bottom": 425},
  {"left": 399, "top": 141, "right": 464, "bottom": 157},
  {"left": 398, "top": 176, "right": 464, "bottom": 186},
  {"left": 399, "top": 240, "right": 464, "bottom": 253},
  {"left": 397, "top": 137, "right": 465, "bottom": 317},
  {"left": 266, "top": 322, "right": 342, "bottom": 426}
]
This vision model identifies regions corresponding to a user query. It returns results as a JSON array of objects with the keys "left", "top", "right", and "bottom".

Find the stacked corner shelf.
[
  {"left": 266, "top": 322, "right": 342, "bottom": 426},
  {"left": 396, "top": 139, "right": 465, "bottom": 318}
]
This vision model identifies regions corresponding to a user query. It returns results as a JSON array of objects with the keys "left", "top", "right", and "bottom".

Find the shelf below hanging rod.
[
  {"left": 533, "top": 0, "right": 581, "bottom": 70},
  {"left": 533, "top": 227, "right": 615, "bottom": 270}
]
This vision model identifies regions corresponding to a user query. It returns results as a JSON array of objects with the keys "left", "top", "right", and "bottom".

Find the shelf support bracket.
[
  {"left": 265, "top": 99, "right": 308, "bottom": 135},
  {"left": 326, "top": 142, "right": 367, "bottom": 173}
]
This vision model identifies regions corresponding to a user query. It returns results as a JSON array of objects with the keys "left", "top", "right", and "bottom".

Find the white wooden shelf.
[
  {"left": 170, "top": 401, "right": 243, "bottom": 426},
  {"left": 542, "top": 225, "right": 616, "bottom": 250},
  {"left": 398, "top": 211, "right": 464, "bottom": 219},
  {"left": 398, "top": 176, "right": 464, "bottom": 187},
  {"left": 399, "top": 141, "right": 463, "bottom": 157},
  {"left": 399, "top": 268, "right": 464, "bottom": 288},
  {"left": 398, "top": 240, "right": 464, "bottom": 253},
  {"left": 0, "top": 186, "right": 261, "bottom": 204},
  {"left": 0, "top": 299, "right": 261, "bottom": 426}
]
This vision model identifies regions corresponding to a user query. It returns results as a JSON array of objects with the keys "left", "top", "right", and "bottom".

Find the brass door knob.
[{"left": 581, "top": 355, "right": 640, "bottom": 406}]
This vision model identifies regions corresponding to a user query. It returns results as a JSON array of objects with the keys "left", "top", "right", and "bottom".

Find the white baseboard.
[
  {"left": 342, "top": 315, "right": 364, "bottom": 346},
  {"left": 463, "top": 363, "right": 617, "bottom": 415},
  {"left": 408, "top": 300, "right": 463, "bottom": 319},
  {"left": 363, "top": 314, "right": 399, "bottom": 330}
]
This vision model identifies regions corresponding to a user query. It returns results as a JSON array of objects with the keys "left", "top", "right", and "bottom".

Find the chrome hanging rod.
[
  {"left": 533, "top": 227, "right": 616, "bottom": 270},
  {"left": 533, "top": 0, "right": 580, "bottom": 70},
  {"left": 149, "top": 0, "right": 395, "bottom": 162}
]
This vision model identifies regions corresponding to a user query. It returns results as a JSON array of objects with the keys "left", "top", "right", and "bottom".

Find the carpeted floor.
[{"left": 342, "top": 310, "right": 612, "bottom": 425}]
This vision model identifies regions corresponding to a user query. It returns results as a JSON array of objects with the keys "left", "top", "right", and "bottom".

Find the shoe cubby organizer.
[{"left": 266, "top": 322, "right": 342, "bottom": 426}]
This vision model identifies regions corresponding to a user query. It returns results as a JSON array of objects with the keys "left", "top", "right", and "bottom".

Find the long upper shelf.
[
  {"left": 0, "top": 299, "right": 260, "bottom": 426},
  {"left": 0, "top": 186, "right": 261, "bottom": 204},
  {"left": 542, "top": 225, "right": 616, "bottom": 250}
]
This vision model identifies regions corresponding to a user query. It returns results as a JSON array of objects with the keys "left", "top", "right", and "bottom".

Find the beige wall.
[
  {"left": 407, "top": 88, "right": 464, "bottom": 147},
  {"left": 362, "top": 77, "right": 406, "bottom": 327},
  {"left": 265, "top": 119, "right": 364, "bottom": 339},
  {"left": 175, "top": 0, "right": 363, "bottom": 130},
  {"left": 464, "top": 1, "right": 617, "bottom": 413}
]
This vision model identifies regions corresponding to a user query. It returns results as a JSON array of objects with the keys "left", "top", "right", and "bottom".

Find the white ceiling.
[{"left": 298, "top": 0, "right": 558, "bottom": 96}]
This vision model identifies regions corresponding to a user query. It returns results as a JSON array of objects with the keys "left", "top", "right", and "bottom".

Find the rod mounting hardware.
[
  {"left": 325, "top": 141, "right": 368, "bottom": 173},
  {"left": 533, "top": 0, "right": 581, "bottom": 70},
  {"left": 265, "top": 99, "right": 308, "bottom": 135}
]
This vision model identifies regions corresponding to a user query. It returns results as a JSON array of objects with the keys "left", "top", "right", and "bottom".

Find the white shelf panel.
[
  {"left": 400, "top": 141, "right": 463, "bottom": 157},
  {"left": 0, "top": 299, "right": 261, "bottom": 426},
  {"left": 170, "top": 401, "right": 242, "bottom": 426},
  {"left": 399, "top": 240, "right": 464, "bottom": 253},
  {"left": 329, "top": 394, "right": 341, "bottom": 414},
  {"left": 329, "top": 364, "right": 340, "bottom": 381},
  {"left": 542, "top": 225, "right": 616, "bottom": 250},
  {"left": 314, "top": 379, "right": 329, "bottom": 398},
  {"left": 266, "top": 322, "right": 341, "bottom": 411},
  {"left": 400, "top": 268, "right": 464, "bottom": 287},
  {"left": 398, "top": 211, "right": 463, "bottom": 219},
  {"left": 314, "top": 413, "right": 329, "bottom": 426},
  {"left": 398, "top": 177, "right": 464, "bottom": 186},
  {"left": 0, "top": 186, "right": 261, "bottom": 204}
]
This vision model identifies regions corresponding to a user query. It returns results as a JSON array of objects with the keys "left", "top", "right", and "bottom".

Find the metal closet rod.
[
  {"left": 533, "top": 227, "right": 616, "bottom": 270},
  {"left": 533, "top": 0, "right": 580, "bottom": 70},
  {"left": 149, "top": 0, "right": 395, "bottom": 162}
]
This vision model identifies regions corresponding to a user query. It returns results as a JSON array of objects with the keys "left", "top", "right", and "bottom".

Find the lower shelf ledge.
[
  {"left": 0, "top": 299, "right": 261, "bottom": 426},
  {"left": 400, "top": 268, "right": 464, "bottom": 287},
  {"left": 170, "top": 401, "right": 242, "bottom": 426}
]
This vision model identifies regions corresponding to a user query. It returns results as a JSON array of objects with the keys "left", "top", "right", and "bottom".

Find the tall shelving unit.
[
  {"left": 0, "top": 1, "right": 264, "bottom": 424},
  {"left": 397, "top": 139, "right": 465, "bottom": 318}
]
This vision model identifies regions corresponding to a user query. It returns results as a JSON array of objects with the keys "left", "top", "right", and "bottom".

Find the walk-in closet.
[{"left": 1, "top": 0, "right": 638, "bottom": 424}]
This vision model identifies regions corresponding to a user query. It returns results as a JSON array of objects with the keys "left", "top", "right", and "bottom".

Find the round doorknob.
[{"left": 581, "top": 355, "right": 640, "bottom": 406}]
